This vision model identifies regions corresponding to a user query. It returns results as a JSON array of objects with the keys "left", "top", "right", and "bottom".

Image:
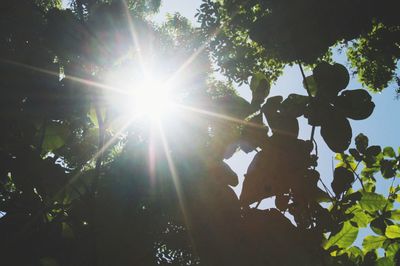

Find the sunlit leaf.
[
  {"left": 362, "top": 235, "right": 386, "bottom": 251},
  {"left": 385, "top": 225, "right": 400, "bottom": 239},
  {"left": 376, "top": 257, "right": 395, "bottom": 266},
  {"left": 383, "top": 147, "right": 396, "bottom": 158},
  {"left": 41, "top": 121, "right": 70, "bottom": 152},
  {"left": 359, "top": 192, "right": 387, "bottom": 212},
  {"left": 324, "top": 222, "right": 358, "bottom": 249}
]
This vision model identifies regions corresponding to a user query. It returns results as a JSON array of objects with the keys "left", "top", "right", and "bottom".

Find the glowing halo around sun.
[{"left": 105, "top": 64, "right": 176, "bottom": 121}]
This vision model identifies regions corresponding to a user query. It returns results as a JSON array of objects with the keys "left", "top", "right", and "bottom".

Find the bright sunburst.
[{"left": 105, "top": 64, "right": 175, "bottom": 120}]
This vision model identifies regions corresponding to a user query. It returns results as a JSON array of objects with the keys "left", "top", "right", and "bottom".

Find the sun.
[{"left": 105, "top": 64, "right": 175, "bottom": 120}]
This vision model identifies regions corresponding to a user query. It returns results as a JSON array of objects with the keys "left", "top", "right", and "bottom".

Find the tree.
[{"left": 0, "top": 0, "right": 399, "bottom": 265}]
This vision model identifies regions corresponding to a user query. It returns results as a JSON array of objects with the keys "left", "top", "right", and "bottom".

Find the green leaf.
[
  {"left": 42, "top": 122, "right": 70, "bottom": 152},
  {"left": 391, "top": 210, "right": 400, "bottom": 221},
  {"left": 383, "top": 147, "right": 396, "bottom": 158},
  {"left": 376, "top": 257, "right": 395, "bottom": 266},
  {"left": 359, "top": 192, "right": 387, "bottom": 212},
  {"left": 347, "top": 205, "right": 372, "bottom": 227},
  {"left": 362, "top": 235, "right": 386, "bottom": 251},
  {"left": 385, "top": 242, "right": 400, "bottom": 257},
  {"left": 324, "top": 222, "right": 358, "bottom": 249},
  {"left": 385, "top": 225, "right": 400, "bottom": 239}
]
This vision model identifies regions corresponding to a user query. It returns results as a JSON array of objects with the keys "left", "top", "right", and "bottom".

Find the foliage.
[
  {"left": 0, "top": 0, "right": 399, "bottom": 266},
  {"left": 197, "top": 0, "right": 400, "bottom": 91}
]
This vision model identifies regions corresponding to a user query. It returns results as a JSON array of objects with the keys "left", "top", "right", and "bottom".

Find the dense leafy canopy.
[
  {"left": 0, "top": 0, "right": 399, "bottom": 265},
  {"left": 197, "top": 0, "right": 400, "bottom": 91}
]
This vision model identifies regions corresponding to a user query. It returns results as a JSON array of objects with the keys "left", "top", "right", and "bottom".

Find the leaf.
[
  {"left": 380, "top": 159, "right": 397, "bottom": 179},
  {"left": 314, "top": 62, "right": 349, "bottom": 100},
  {"left": 335, "top": 89, "right": 375, "bottom": 120},
  {"left": 42, "top": 121, "right": 70, "bottom": 152},
  {"left": 362, "top": 235, "right": 386, "bottom": 251},
  {"left": 240, "top": 113, "right": 268, "bottom": 152},
  {"left": 366, "top": 146, "right": 381, "bottom": 157},
  {"left": 347, "top": 205, "right": 372, "bottom": 227},
  {"left": 331, "top": 167, "right": 354, "bottom": 196},
  {"left": 385, "top": 242, "right": 400, "bottom": 257},
  {"left": 263, "top": 96, "right": 299, "bottom": 138},
  {"left": 320, "top": 113, "right": 352, "bottom": 152},
  {"left": 280, "top": 94, "right": 309, "bottom": 117},
  {"left": 250, "top": 72, "right": 270, "bottom": 106},
  {"left": 383, "top": 147, "right": 396, "bottom": 158},
  {"left": 392, "top": 210, "right": 400, "bottom": 221},
  {"left": 303, "top": 75, "right": 317, "bottom": 96},
  {"left": 349, "top": 148, "right": 363, "bottom": 161},
  {"left": 359, "top": 192, "right": 387, "bottom": 212},
  {"left": 355, "top": 133, "right": 369, "bottom": 153},
  {"left": 376, "top": 257, "right": 395, "bottom": 266},
  {"left": 324, "top": 222, "right": 358, "bottom": 249},
  {"left": 385, "top": 225, "right": 400, "bottom": 239}
]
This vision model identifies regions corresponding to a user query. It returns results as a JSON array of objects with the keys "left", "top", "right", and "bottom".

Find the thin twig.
[{"left": 297, "top": 62, "right": 316, "bottom": 142}]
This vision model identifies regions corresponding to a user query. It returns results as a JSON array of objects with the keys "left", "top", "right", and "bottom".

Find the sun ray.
[
  {"left": 0, "top": 58, "right": 129, "bottom": 96},
  {"left": 155, "top": 119, "right": 198, "bottom": 256},
  {"left": 175, "top": 103, "right": 265, "bottom": 129}
]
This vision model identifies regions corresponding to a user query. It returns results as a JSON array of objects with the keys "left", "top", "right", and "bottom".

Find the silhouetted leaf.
[
  {"left": 321, "top": 114, "right": 352, "bottom": 152},
  {"left": 366, "top": 146, "right": 381, "bottom": 157},
  {"left": 331, "top": 167, "right": 354, "bottom": 196},
  {"left": 280, "top": 94, "right": 309, "bottom": 117},
  {"left": 355, "top": 133, "right": 369, "bottom": 153},
  {"left": 335, "top": 89, "right": 375, "bottom": 120},
  {"left": 314, "top": 62, "right": 349, "bottom": 100},
  {"left": 250, "top": 73, "right": 270, "bottom": 106}
]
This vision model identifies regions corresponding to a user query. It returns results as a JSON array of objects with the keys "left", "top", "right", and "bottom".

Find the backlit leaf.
[
  {"left": 362, "top": 235, "right": 386, "bottom": 251},
  {"left": 385, "top": 225, "right": 400, "bottom": 239},
  {"left": 324, "top": 222, "right": 358, "bottom": 249},
  {"left": 360, "top": 192, "right": 387, "bottom": 212}
]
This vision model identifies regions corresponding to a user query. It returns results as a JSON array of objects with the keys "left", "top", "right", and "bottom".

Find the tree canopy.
[{"left": 0, "top": 0, "right": 399, "bottom": 265}]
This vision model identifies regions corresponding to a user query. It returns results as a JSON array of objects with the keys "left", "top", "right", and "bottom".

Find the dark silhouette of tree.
[{"left": 0, "top": 0, "right": 399, "bottom": 265}]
